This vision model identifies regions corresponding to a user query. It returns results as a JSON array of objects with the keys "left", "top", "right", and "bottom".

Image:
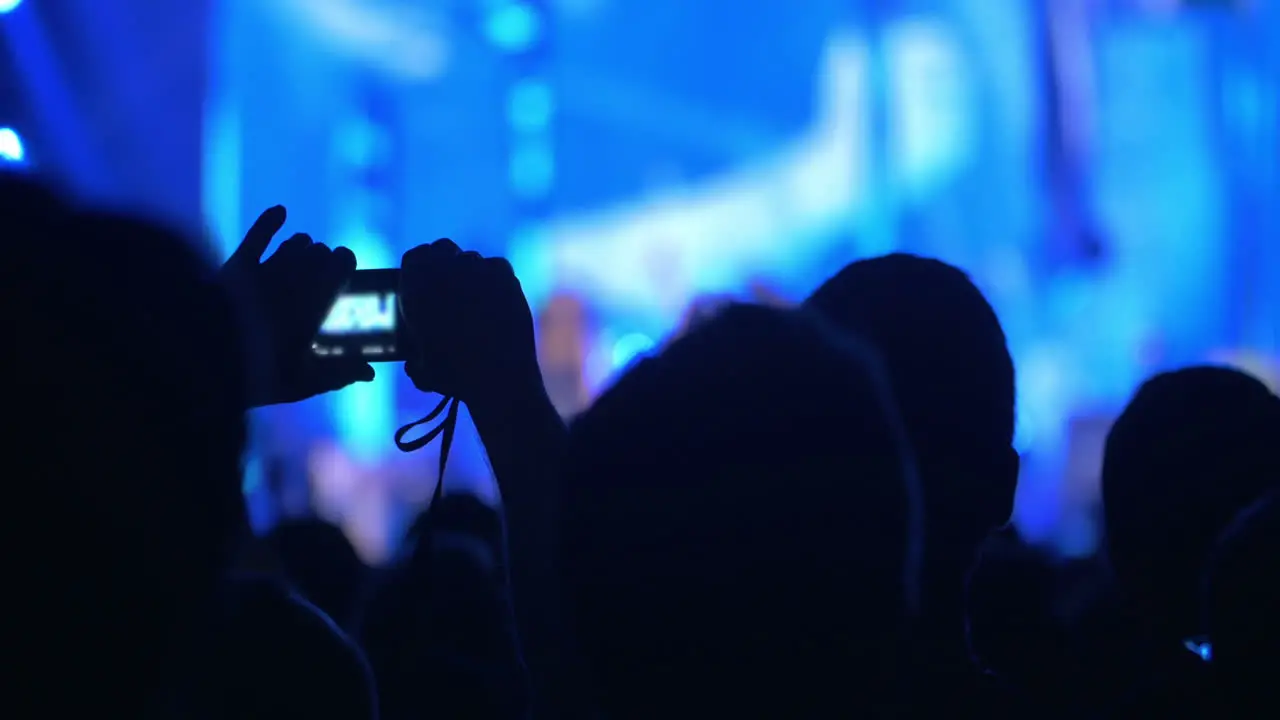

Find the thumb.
[
  {"left": 403, "top": 356, "right": 442, "bottom": 395},
  {"left": 318, "top": 359, "right": 376, "bottom": 393},
  {"left": 344, "top": 359, "right": 377, "bottom": 385}
]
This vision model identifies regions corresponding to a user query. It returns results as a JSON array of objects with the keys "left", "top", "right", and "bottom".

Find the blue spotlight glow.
[
  {"left": 507, "top": 79, "right": 554, "bottom": 132},
  {"left": 509, "top": 140, "right": 555, "bottom": 197},
  {"left": 484, "top": 3, "right": 541, "bottom": 53},
  {"left": 1183, "top": 638, "right": 1212, "bottom": 662},
  {"left": 611, "top": 333, "right": 656, "bottom": 371},
  {"left": 0, "top": 0, "right": 22, "bottom": 15},
  {"left": 0, "top": 128, "right": 25, "bottom": 163}
]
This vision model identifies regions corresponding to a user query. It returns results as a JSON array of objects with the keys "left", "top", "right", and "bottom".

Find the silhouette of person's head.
[
  {"left": 358, "top": 493, "right": 526, "bottom": 720},
  {"left": 1103, "top": 366, "right": 1280, "bottom": 645},
  {"left": 214, "top": 574, "right": 378, "bottom": 720},
  {"left": 804, "top": 253, "right": 1017, "bottom": 638},
  {"left": 562, "top": 303, "right": 921, "bottom": 718},
  {"left": 2, "top": 175, "right": 249, "bottom": 711},
  {"left": 266, "top": 517, "right": 367, "bottom": 630},
  {"left": 1205, "top": 490, "right": 1280, "bottom": 709}
]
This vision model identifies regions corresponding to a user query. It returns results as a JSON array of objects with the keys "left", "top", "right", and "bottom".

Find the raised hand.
[
  {"left": 221, "top": 206, "right": 374, "bottom": 407},
  {"left": 398, "top": 239, "right": 540, "bottom": 409}
]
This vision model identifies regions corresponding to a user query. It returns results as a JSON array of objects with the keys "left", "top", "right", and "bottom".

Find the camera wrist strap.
[{"left": 394, "top": 395, "right": 462, "bottom": 506}]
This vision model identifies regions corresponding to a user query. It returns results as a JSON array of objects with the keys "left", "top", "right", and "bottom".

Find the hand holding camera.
[
  {"left": 397, "top": 238, "right": 541, "bottom": 410},
  {"left": 221, "top": 206, "right": 375, "bottom": 407},
  {"left": 297, "top": 231, "right": 540, "bottom": 413}
]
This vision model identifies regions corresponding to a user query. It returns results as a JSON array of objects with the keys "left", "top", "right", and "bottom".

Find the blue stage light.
[
  {"left": 0, "top": 0, "right": 22, "bottom": 15},
  {"left": 507, "top": 79, "right": 554, "bottom": 132},
  {"left": 485, "top": 2, "right": 541, "bottom": 53},
  {"left": 0, "top": 128, "right": 25, "bottom": 163},
  {"left": 612, "top": 333, "right": 656, "bottom": 371},
  {"left": 509, "top": 139, "right": 555, "bottom": 197}
]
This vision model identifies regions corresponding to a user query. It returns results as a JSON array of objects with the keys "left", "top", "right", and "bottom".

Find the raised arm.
[{"left": 398, "top": 239, "right": 579, "bottom": 718}]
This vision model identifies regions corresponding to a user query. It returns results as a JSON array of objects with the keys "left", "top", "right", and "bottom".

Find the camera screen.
[
  {"left": 320, "top": 291, "right": 397, "bottom": 336},
  {"left": 312, "top": 269, "right": 402, "bottom": 360}
]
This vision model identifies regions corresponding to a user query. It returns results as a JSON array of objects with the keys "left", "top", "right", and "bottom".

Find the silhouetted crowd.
[{"left": 4, "top": 170, "right": 1277, "bottom": 719}]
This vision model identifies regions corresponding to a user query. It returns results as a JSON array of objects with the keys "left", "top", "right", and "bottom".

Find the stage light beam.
[
  {"left": 0, "top": 128, "right": 25, "bottom": 163},
  {"left": 0, "top": 0, "right": 23, "bottom": 16}
]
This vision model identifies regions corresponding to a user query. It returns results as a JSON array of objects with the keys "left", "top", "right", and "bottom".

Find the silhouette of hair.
[
  {"left": 1103, "top": 366, "right": 1280, "bottom": 639},
  {"left": 1204, "top": 489, "right": 1280, "bottom": 706},
  {"left": 561, "top": 303, "right": 921, "bottom": 718},
  {"left": 803, "top": 253, "right": 1017, "bottom": 696},
  {"left": 266, "top": 518, "right": 367, "bottom": 630},
  {"left": 2, "top": 176, "right": 248, "bottom": 710},
  {"left": 804, "top": 254, "right": 1017, "bottom": 540},
  {"left": 213, "top": 574, "right": 378, "bottom": 720}
]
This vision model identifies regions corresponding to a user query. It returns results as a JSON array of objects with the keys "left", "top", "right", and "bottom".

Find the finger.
[
  {"left": 309, "top": 358, "right": 376, "bottom": 395},
  {"left": 268, "top": 232, "right": 315, "bottom": 263},
  {"left": 312, "top": 246, "right": 357, "bottom": 314},
  {"left": 330, "top": 246, "right": 357, "bottom": 277},
  {"left": 336, "top": 358, "right": 376, "bottom": 385},
  {"left": 453, "top": 251, "right": 485, "bottom": 276},
  {"left": 484, "top": 256, "right": 515, "bottom": 276},
  {"left": 299, "top": 244, "right": 343, "bottom": 324},
  {"left": 403, "top": 357, "right": 441, "bottom": 395},
  {"left": 320, "top": 245, "right": 360, "bottom": 309},
  {"left": 482, "top": 256, "right": 522, "bottom": 294},
  {"left": 401, "top": 241, "right": 451, "bottom": 309},
  {"left": 230, "top": 206, "right": 287, "bottom": 265},
  {"left": 300, "top": 239, "right": 331, "bottom": 269},
  {"left": 402, "top": 238, "right": 459, "bottom": 271},
  {"left": 429, "top": 238, "right": 461, "bottom": 257},
  {"left": 401, "top": 243, "right": 435, "bottom": 273},
  {"left": 404, "top": 358, "right": 421, "bottom": 384}
]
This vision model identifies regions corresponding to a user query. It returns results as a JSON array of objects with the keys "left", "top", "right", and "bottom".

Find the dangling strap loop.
[
  {"left": 395, "top": 395, "right": 453, "bottom": 451},
  {"left": 395, "top": 395, "right": 463, "bottom": 506}
]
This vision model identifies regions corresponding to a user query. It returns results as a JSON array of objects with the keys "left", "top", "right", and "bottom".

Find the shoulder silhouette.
[{"left": 3, "top": 176, "right": 248, "bottom": 713}]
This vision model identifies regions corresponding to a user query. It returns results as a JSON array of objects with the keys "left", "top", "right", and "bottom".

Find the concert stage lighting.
[
  {"left": 612, "top": 333, "right": 656, "bottom": 371},
  {"left": 0, "top": 128, "right": 25, "bottom": 163},
  {"left": 485, "top": 2, "right": 541, "bottom": 53}
]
